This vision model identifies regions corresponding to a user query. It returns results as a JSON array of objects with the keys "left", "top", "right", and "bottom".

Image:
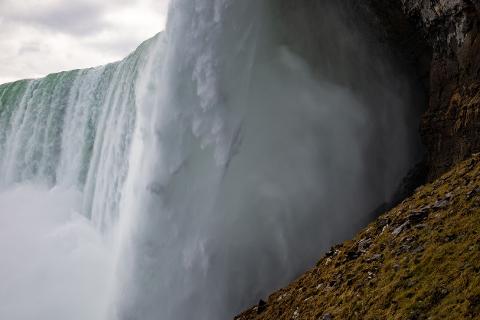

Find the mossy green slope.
[{"left": 236, "top": 154, "right": 480, "bottom": 320}]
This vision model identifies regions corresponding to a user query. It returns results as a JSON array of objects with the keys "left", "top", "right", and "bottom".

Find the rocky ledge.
[{"left": 236, "top": 154, "right": 480, "bottom": 319}]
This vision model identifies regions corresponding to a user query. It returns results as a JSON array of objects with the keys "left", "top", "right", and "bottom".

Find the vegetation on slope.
[{"left": 236, "top": 154, "right": 480, "bottom": 319}]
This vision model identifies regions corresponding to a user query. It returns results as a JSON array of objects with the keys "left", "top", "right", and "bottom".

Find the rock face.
[
  {"left": 385, "top": 0, "right": 480, "bottom": 179},
  {"left": 235, "top": 154, "right": 480, "bottom": 320}
]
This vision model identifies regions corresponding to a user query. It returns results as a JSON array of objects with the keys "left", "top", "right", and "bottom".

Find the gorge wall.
[{"left": 367, "top": 0, "right": 480, "bottom": 180}]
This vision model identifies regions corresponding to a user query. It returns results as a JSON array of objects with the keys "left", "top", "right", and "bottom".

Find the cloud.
[
  {"left": 2, "top": 1, "right": 109, "bottom": 36},
  {"left": 0, "top": 0, "right": 169, "bottom": 84},
  {"left": 17, "top": 42, "right": 42, "bottom": 55}
]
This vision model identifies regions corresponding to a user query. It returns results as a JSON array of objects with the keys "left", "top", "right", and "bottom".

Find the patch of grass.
[{"left": 236, "top": 154, "right": 480, "bottom": 320}]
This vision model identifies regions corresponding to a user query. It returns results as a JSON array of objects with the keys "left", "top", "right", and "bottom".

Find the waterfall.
[
  {"left": 0, "top": 34, "right": 166, "bottom": 320},
  {"left": 0, "top": 1, "right": 423, "bottom": 320},
  {"left": 0, "top": 34, "right": 164, "bottom": 230}
]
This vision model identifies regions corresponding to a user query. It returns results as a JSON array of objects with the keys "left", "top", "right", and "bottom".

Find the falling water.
[
  {"left": 0, "top": 1, "right": 423, "bottom": 320},
  {"left": 0, "top": 34, "right": 165, "bottom": 320}
]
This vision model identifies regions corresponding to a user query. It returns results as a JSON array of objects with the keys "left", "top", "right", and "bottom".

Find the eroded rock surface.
[{"left": 384, "top": 0, "right": 480, "bottom": 179}]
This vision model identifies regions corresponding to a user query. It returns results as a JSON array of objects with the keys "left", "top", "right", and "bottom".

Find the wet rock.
[
  {"left": 467, "top": 188, "right": 480, "bottom": 199},
  {"left": 366, "top": 253, "right": 383, "bottom": 263},
  {"left": 276, "top": 292, "right": 290, "bottom": 302},
  {"left": 378, "top": 218, "right": 389, "bottom": 229},
  {"left": 398, "top": 244, "right": 412, "bottom": 255},
  {"left": 392, "top": 221, "right": 409, "bottom": 236},
  {"left": 405, "top": 278, "right": 417, "bottom": 288},
  {"left": 416, "top": 287, "right": 449, "bottom": 310},
  {"left": 414, "top": 223, "right": 428, "bottom": 229},
  {"left": 346, "top": 250, "right": 360, "bottom": 261},
  {"left": 292, "top": 308, "right": 299, "bottom": 319},
  {"left": 320, "top": 313, "right": 333, "bottom": 320},
  {"left": 433, "top": 199, "right": 449, "bottom": 209},
  {"left": 408, "top": 210, "right": 429, "bottom": 223},
  {"left": 468, "top": 295, "right": 480, "bottom": 316},
  {"left": 412, "top": 245, "right": 424, "bottom": 254},
  {"left": 325, "top": 248, "right": 334, "bottom": 257},
  {"left": 256, "top": 300, "right": 267, "bottom": 314},
  {"left": 444, "top": 234, "right": 457, "bottom": 242},
  {"left": 325, "top": 246, "right": 339, "bottom": 258},
  {"left": 419, "top": 204, "right": 432, "bottom": 211},
  {"left": 358, "top": 238, "right": 373, "bottom": 252}
]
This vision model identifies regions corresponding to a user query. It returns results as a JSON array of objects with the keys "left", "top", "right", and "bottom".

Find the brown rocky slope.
[{"left": 236, "top": 154, "right": 480, "bottom": 320}]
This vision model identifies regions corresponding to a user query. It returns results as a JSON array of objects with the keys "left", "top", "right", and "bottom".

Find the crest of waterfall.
[
  {"left": 0, "top": 34, "right": 165, "bottom": 231},
  {"left": 0, "top": 1, "right": 424, "bottom": 319}
]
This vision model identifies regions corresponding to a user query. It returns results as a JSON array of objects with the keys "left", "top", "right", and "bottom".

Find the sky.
[{"left": 0, "top": 0, "right": 169, "bottom": 84}]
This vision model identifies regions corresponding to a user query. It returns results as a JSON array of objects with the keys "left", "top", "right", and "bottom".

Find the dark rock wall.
[
  {"left": 372, "top": 0, "right": 480, "bottom": 179},
  {"left": 409, "top": 0, "right": 480, "bottom": 179}
]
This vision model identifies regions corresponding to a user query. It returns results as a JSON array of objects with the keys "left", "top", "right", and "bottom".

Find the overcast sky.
[{"left": 0, "top": 0, "right": 169, "bottom": 84}]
